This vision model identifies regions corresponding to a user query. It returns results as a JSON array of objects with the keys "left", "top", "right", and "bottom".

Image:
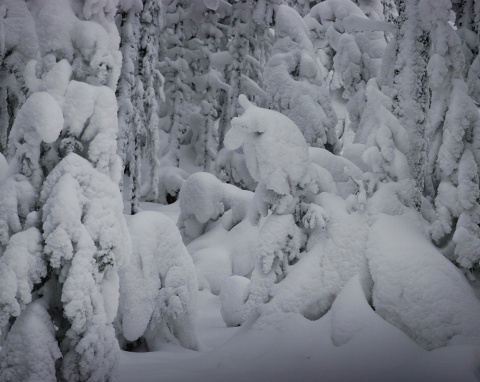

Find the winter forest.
[{"left": 1, "top": 0, "right": 480, "bottom": 380}]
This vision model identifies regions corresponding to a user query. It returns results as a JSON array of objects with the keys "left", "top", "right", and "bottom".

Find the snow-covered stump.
[
  {"left": 118, "top": 211, "right": 198, "bottom": 351},
  {"left": 220, "top": 276, "right": 250, "bottom": 327}
]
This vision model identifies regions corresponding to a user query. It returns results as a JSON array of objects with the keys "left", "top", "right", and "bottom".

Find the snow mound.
[
  {"left": 188, "top": 216, "right": 259, "bottom": 295},
  {"left": 144, "top": 166, "right": 189, "bottom": 204},
  {"left": 250, "top": 193, "right": 370, "bottom": 326},
  {"left": 220, "top": 276, "right": 250, "bottom": 327},
  {"left": 368, "top": 211, "right": 480, "bottom": 350}
]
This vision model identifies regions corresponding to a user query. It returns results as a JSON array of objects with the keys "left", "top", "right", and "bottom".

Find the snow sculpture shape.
[{"left": 226, "top": 94, "right": 310, "bottom": 195}]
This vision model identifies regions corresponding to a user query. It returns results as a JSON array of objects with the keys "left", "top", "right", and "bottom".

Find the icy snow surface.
[{"left": 118, "top": 202, "right": 480, "bottom": 382}]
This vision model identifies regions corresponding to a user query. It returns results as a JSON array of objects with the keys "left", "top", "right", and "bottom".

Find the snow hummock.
[{"left": 368, "top": 210, "right": 480, "bottom": 350}]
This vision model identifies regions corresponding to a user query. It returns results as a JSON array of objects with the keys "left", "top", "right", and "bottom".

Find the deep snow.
[{"left": 118, "top": 203, "right": 480, "bottom": 382}]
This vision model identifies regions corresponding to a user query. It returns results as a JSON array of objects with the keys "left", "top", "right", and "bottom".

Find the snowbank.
[{"left": 368, "top": 211, "right": 480, "bottom": 349}]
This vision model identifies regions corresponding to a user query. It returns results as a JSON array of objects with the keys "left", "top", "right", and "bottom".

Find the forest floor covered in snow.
[{"left": 117, "top": 202, "right": 480, "bottom": 382}]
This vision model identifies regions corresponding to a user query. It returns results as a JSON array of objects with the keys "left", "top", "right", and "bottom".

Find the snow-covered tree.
[
  {"left": 464, "top": 0, "right": 480, "bottom": 103},
  {"left": 117, "top": 211, "right": 198, "bottom": 351},
  {"left": 383, "top": 0, "right": 430, "bottom": 207},
  {"left": 217, "top": 0, "right": 274, "bottom": 150},
  {"left": 264, "top": 5, "right": 338, "bottom": 151},
  {"left": 452, "top": 0, "right": 478, "bottom": 78},
  {"left": 0, "top": 1, "right": 130, "bottom": 380},
  {"left": 224, "top": 95, "right": 332, "bottom": 319},
  {"left": 116, "top": 1, "right": 144, "bottom": 215},
  {"left": 116, "top": 0, "right": 166, "bottom": 212},
  {"left": 40, "top": 153, "right": 130, "bottom": 381},
  {"left": 187, "top": 3, "right": 230, "bottom": 171},
  {"left": 305, "top": 0, "right": 388, "bottom": 101},
  {"left": 0, "top": 0, "right": 39, "bottom": 153},
  {"left": 353, "top": 79, "right": 414, "bottom": 212},
  {"left": 159, "top": 0, "right": 195, "bottom": 168}
]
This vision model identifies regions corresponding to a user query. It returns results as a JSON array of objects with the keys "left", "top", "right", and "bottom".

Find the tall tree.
[{"left": 0, "top": 1, "right": 130, "bottom": 380}]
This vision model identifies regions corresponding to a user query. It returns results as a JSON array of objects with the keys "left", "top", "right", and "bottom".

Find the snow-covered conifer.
[
  {"left": 117, "top": 0, "right": 166, "bottom": 211},
  {"left": 225, "top": 95, "right": 334, "bottom": 319},
  {"left": 118, "top": 211, "right": 198, "bottom": 351},
  {"left": 354, "top": 79, "right": 414, "bottom": 211},
  {"left": 0, "top": 0, "right": 39, "bottom": 153},
  {"left": 159, "top": 0, "right": 195, "bottom": 167},
  {"left": 40, "top": 153, "right": 130, "bottom": 381},
  {"left": 386, "top": 0, "right": 430, "bottom": 206},
  {"left": 0, "top": 2, "right": 129, "bottom": 380},
  {"left": 305, "top": 0, "right": 388, "bottom": 101},
  {"left": 216, "top": 0, "right": 272, "bottom": 150},
  {"left": 264, "top": 5, "right": 338, "bottom": 151},
  {"left": 116, "top": 2, "right": 144, "bottom": 214}
]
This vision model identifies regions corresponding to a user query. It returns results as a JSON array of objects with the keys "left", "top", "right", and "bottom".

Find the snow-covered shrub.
[
  {"left": 118, "top": 211, "right": 198, "bottom": 351},
  {"left": 251, "top": 193, "right": 371, "bottom": 327},
  {"left": 220, "top": 276, "right": 250, "bottom": 327},
  {"left": 215, "top": 148, "right": 257, "bottom": 191},
  {"left": 187, "top": 213, "right": 259, "bottom": 295},
  {"left": 225, "top": 95, "right": 310, "bottom": 196},
  {"left": 308, "top": 147, "right": 363, "bottom": 199},
  {"left": 178, "top": 171, "right": 252, "bottom": 244},
  {"left": 193, "top": 248, "right": 233, "bottom": 296}
]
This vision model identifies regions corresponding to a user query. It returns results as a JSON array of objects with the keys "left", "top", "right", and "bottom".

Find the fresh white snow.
[{"left": 115, "top": 201, "right": 480, "bottom": 382}]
